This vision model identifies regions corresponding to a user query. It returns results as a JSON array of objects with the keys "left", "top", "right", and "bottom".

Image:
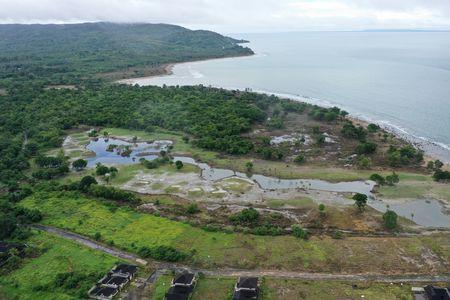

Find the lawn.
[
  {"left": 20, "top": 191, "right": 450, "bottom": 275},
  {"left": 378, "top": 178, "right": 450, "bottom": 202},
  {"left": 0, "top": 231, "right": 120, "bottom": 300}
]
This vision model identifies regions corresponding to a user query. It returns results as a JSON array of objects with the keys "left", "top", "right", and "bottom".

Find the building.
[
  {"left": 232, "top": 277, "right": 259, "bottom": 300},
  {"left": 413, "top": 285, "right": 450, "bottom": 300},
  {"left": 164, "top": 272, "right": 197, "bottom": 300},
  {"left": 88, "top": 264, "right": 138, "bottom": 300}
]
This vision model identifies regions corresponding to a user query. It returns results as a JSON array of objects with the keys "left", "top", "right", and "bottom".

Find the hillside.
[{"left": 0, "top": 22, "right": 253, "bottom": 85}]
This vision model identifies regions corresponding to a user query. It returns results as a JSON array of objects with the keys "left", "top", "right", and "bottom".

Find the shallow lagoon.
[{"left": 85, "top": 137, "right": 450, "bottom": 228}]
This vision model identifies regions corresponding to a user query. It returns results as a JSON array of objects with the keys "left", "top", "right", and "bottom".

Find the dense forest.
[{"left": 0, "top": 22, "right": 253, "bottom": 86}]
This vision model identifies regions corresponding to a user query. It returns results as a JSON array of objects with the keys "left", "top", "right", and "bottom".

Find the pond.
[{"left": 86, "top": 137, "right": 172, "bottom": 167}]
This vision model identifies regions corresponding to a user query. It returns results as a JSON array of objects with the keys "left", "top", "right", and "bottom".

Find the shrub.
[
  {"left": 367, "top": 123, "right": 380, "bottom": 133},
  {"left": 93, "top": 232, "right": 101, "bottom": 241},
  {"left": 138, "top": 245, "right": 187, "bottom": 262},
  {"left": 292, "top": 225, "right": 309, "bottom": 240},
  {"left": 186, "top": 203, "right": 200, "bottom": 214},
  {"left": 229, "top": 208, "right": 259, "bottom": 225},
  {"left": 369, "top": 173, "right": 386, "bottom": 185},
  {"left": 79, "top": 175, "right": 98, "bottom": 191},
  {"left": 356, "top": 142, "right": 377, "bottom": 155},
  {"left": 341, "top": 121, "right": 367, "bottom": 140},
  {"left": 294, "top": 153, "right": 306, "bottom": 164},
  {"left": 433, "top": 169, "right": 450, "bottom": 182},
  {"left": 175, "top": 160, "right": 184, "bottom": 170},
  {"left": 88, "top": 185, "right": 139, "bottom": 204},
  {"left": 352, "top": 193, "right": 367, "bottom": 212},
  {"left": 383, "top": 210, "right": 398, "bottom": 230},
  {"left": 385, "top": 172, "right": 399, "bottom": 186},
  {"left": 72, "top": 159, "right": 87, "bottom": 171},
  {"left": 253, "top": 225, "right": 283, "bottom": 236}
]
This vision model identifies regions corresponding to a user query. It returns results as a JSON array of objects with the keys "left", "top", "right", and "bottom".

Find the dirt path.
[{"left": 33, "top": 224, "right": 450, "bottom": 283}]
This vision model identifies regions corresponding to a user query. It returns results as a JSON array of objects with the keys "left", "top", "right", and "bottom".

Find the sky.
[{"left": 0, "top": 0, "right": 449, "bottom": 33}]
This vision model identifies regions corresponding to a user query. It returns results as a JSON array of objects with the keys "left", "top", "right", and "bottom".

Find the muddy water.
[{"left": 172, "top": 156, "right": 375, "bottom": 194}]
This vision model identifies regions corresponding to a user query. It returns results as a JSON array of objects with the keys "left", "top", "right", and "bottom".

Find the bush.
[
  {"left": 385, "top": 172, "right": 399, "bottom": 186},
  {"left": 175, "top": 160, "right": 184, "bottom": 170},
  {"left": 138, "top": 245, "right": 187, "bottom": 262},
  {"left": 88, "top": 185, "right": 139, "bottom": 204},
  {"left": 369, "top": 173, "right": 386, "bottom": 185},
  {"left": 79, "top": 175, "right": 98, "bottom": 191},
  {"left": 352, "top": 193, "right": 367, "bottom": 212},
  {"left": 367, "top": 123, "right": 380, "bottom": 133},
  {"left": 356, "top": 142, "right": 377, "bottom": 155},
  {"left": 253, "top": 225, "right": 283, "bottom": 236},
  {"left": 72, "top": 159, "right": 87, "bottom": 171},
  {"left": 383, "top": 210, "right": 398, "bottom": 230},
  {"left": 294, "top": 153, "right": 306, "bottom": 164},
  {"left": 341, "top": 121, "right": 367, "bottom": 140},
  {"left": 433, "top": 169, "right": 450, "bottom": 182},
  {"left": 186, "top": 203, "right": 199, "bottom": 214},
  {"left": 93, "top": 232, "right": 102, "bottom": 241},
  {"left": 292, "top": 225, "right": 309, "bottom": 240},
  {"left": 229, "top": 208, "right": 259, "bottom": 225}
]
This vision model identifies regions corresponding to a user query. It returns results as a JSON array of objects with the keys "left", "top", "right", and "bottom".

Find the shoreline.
[{"left": 117, "top": 58, "right": 450, "bottom": 166}]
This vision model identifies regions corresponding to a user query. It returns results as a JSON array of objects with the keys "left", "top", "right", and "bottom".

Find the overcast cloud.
[{"left": 0, "top": 0, "right": 449, "bottom": 33}]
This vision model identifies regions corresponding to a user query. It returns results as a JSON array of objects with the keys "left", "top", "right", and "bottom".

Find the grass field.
[
  {"left": 150, "top": 275, "right": 415, "bottom": 300},
  {"left": 0, "top": 231, "right": 120, "bottom": 300},
  {"left": 378, "top": 177, "right": 450, "bottom": 202},
  {"left": 20, "top": 191, "right": 450, "bottom": 274}
]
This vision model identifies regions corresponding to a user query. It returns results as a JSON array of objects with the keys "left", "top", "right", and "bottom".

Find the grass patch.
[
  {"left": 218, "top": 178, "right": 253, "bottom": 193},
  {"left": 20, "top": 191, "right": 450, "bottom": 273},
  {"left": 191, "top": 277, "right": 235, "bottom": 300},
  {"left": 0, "top": 231, "right": 119, "bottom": 300},
  {"left": 150, "top": 274, "right": 172, "bottom": 300},
  {"left": 266, "top": 197, "right": 315, "bottom": 209},
  {"left": 262, "top": 279, "right": 413, "bottom": 300}
]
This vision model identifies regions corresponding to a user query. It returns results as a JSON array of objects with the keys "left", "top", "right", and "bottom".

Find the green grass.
[
  {"left": 0, "top": 231, "right": 119, "bottom": 300},
  {"left": 262, "top": 279, "right": 413, "bottom": 300},
  {"left": 151, "top": 275, "right": 173, "bottom": 300},
  {"left": 266, "top": 197, "right": 315, "bottom": 209},
  {"left": 19, "top": 191, "right": 450, "bottom": 274},
  {"left": 218, "top": 178, "right": 253, "bottom": 193},
  {"left": 378, "top": 179, "right": 450, "bottom": 201}
]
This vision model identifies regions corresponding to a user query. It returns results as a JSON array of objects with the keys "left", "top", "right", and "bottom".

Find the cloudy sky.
[{"left": 1, "top": 0, "right": 449, "bottom": 33}]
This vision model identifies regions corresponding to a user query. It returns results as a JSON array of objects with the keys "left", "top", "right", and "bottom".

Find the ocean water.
[{"left": 122, "top": 31, "right": 450, "bottom": 162}]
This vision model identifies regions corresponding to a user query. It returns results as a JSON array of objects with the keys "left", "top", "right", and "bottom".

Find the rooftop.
[
  {"left": 236, "top": 277, "right": 258, "bottom": 290},
  {"left": 172, "top": 272, "right": 195, "bottom": 286}
]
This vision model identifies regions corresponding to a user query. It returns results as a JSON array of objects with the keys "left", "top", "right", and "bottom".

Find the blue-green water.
[{"left": 122, "top": 31, "right": 450, "bottom": 162}]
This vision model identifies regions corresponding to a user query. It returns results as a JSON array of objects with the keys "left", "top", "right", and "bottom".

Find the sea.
[{"left": 121, "top": 31, "right": 450, "bottom": 163}]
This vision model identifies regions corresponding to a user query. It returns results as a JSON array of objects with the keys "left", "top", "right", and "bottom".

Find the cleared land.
[
  {"left": 149, "top": 275, "right": 416, "bottom": 300},
  {"left": 20, "top": 192, "right": 450, "bottom": 275}
]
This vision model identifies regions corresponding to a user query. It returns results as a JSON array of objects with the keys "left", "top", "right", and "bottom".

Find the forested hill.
[{"left": 0, "top": 22, "right": 253, "bottom": 86}]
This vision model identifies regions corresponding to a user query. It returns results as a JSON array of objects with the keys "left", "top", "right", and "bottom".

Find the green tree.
[
  {"left": 175, "top": 160, "right": 184, "bottom": 170},
  {"left": 385, "top": 172, "right": 399, "bottom": 186},
  {"left": 245, "top": 161, "right": 254, "bottom": 172},
  {"left": 79, "top": 175, "right": 97, "bottom": 191},
  {"left": 369, "top": 173, "right": 386, "bottom": 185},
  {"left": 383, "top": 210, "right": 398, "bottom": 230},
  {"left": 353, "top": 193, "right": 368, "bottom": 212},
  {"left": 72, "top": 159, "right": 87, "bottom": 171},
  {"left": 292, "top": 225, "right": 309, "bottom": 240}
]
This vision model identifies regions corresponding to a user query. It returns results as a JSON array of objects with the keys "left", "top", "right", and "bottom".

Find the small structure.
[
  {"left": 0, "top": 242, "right": 25, "bottom": 267},
  {"left": 89, "top": 264, "right": 138, "bottom": 300},
  {"left": 164, "top": 272, "right": 197, "bottom": 300},
  {"left": 232, "top": 277, "right": 259, "bottom": 300},
  {"left": 412, "top": 285, "right": 450, "bottom": 300}
]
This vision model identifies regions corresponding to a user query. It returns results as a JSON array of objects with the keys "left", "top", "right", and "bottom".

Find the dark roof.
[
  {"left": 173, "top": 272, "right": 195, "bottom": 285},
  {"left": 232, "top": 289, "right": 259, "bottom": 300},
  {"left": 0, "top": 242, "right": 23, "bottom": 253},
  {"left": 236, "top": 277, "right": 258, "bottom": 290},
  {"left": 108, "top": 276, "right": 129, "bottom": 286},
  {"left": 164, "top": 294, "right": 188, "bottom": 300},
  {"left": 112, "top": 264, "right": 138, "bottom": 276},
  {"left": 91, "top": 286, "right": 118, "bottom": 298},
  {"left": 424, "top": 285, "right": 450, "bottom": 300}
]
